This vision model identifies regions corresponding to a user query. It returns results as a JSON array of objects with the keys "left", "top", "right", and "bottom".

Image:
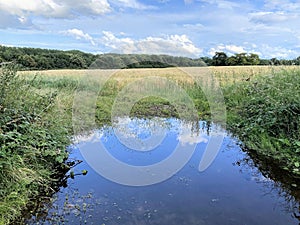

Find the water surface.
[{"left": 28, "top": 117, "right": 300, "bottom": 225}]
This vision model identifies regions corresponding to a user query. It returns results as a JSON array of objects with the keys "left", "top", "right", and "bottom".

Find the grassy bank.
[
  {"left": 0, "top": 66, "right": 73, "bottom": 224},
  {"left": 223, "top": 69, "right": 300, "bottom": 177}
]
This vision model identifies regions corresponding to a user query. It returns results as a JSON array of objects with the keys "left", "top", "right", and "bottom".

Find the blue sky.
[{"left": 1, "top": 0, "right": 300, "bottom": 59}]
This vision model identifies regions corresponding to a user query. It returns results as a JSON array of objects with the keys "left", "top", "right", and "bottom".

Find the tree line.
[
  {"left": 0, "top": 46, "right": 205, "bottom": 70},
  {"left": 205, "top": 52, "right": 300, "bottom": 66},
  {"left": 1, "top": 45, "right": 300, "bottom": 70},
  {"left": 0, "top": 46, "right": 95, "bottom": 70}
]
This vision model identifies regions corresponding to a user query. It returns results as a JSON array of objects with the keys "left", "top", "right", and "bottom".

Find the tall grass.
[
  {"left": 0, "top": 66, "right": 72, "bottom": 224},
  {"left": 223, "top": 69, "right": 300, "bottom": 176}
]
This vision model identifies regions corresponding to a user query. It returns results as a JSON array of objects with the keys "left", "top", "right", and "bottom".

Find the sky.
[{"left": 1, "top": 0, "right": 300, "bottom": 59}]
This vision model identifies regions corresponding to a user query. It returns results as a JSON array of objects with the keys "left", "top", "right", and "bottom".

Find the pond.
[{"left": 27, "top": 117, "right": 300, "bottom": 225}]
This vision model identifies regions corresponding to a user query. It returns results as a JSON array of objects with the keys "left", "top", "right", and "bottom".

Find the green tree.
[
  {"left": 294, "top": 56, "right": 300, "bottom": 65},
  {"left": 270, "top": 58, "right": 280, "bottom": 65},
  {"left": 248, "top": 53, "right": 260, "bottom": 65},
  {"left": 200, "top": 57, "right": 213, "bottom": 66},
  {"left": 226, "top": 56, "right": 238, "bottom": 66},
  {"left": 70, "top": 54, "right": 87, "bottom": 69},
  {"left": 235, "top": 53, "right": 249, "bottom": 65},
  {"left": 35, "top": 56, "right": 51, "bottom": 69},
  {"left": 212, "top": 52, "right": 228, "bottom": 66},
  {"left": 18, "top": 54, "right": 37, "bottom": 68},
  {"left": 259, "top": 59, "right": 270, "bottom": 65}
]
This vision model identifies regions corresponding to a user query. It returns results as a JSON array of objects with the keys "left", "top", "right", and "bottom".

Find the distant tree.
[
  {"left": 121, "top": 55, "right": 138, "bottom": 66},
  {"left": 70, "top": 54, "right": 87, "bottom": 69},
  {"left": 2, "top": 49, "right": 14, "bottom": 61},
  {"left": 259, "top": 59, "right": 270, "bottom": 65},
  {"left": 200, "top": 57, "right": 212, "bottom": 66},
  {"left": 18, "top": 54, "right": 37, "bottom": 68},
  {"left": 279, "top": 59, "right": 293, "bottom": 66},
  {"left": 226, "top": 56, "right": 238, "bottom": 66},
  {"left": 294, "top": 56, "right": 300, "bottom": 65},
  {"left": 212, "top": 52, "right": 228, "bottom": 66},
  {"left": 225, "top": 53, "right": 260, "bottom": 66},
  {"left": 35, "top": 56, "right": 51, "bottom": 69},
  {"left": 114, "top": 56, "right": 127, "bottom": 68},
  {"left": 248, "top": 53, "right": 260, "bottom": 65},
  {"left": 235, "top": 53, "right": 249, "bottom": 65},
  {"left": 270, "top": 58, "right": 280, "bottom": 66}
]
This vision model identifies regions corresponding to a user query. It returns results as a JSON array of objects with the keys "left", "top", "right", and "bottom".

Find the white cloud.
[
  {"left": 0, "top": 0, "right": 109, "bottom": 31},
  {"left": 0, "top": 0, "right": 154, "bottom": 20},
  {"left": 0, "top": 0, "right": 155, "bottom": 30},
  {"left": 0, "top": 11, "right": 36, "bottom": 29},
  {"left": 178, "top": 133, "right": 208, "bottom": 145},
  {"left": 0, "top": 0, "right": 111, "bottom": 18},
  {"left": 102, "top": 31, "right": 134, "bottom": 49},
  {"left": 208, "top": 44, "right": 246, "bottom": 56},
  {"left": 101, "top": 31, "right": 202, "bottom": 57},
  {"left": 258, "top": 44, "right": 299, "bottom": 59},
  {"left": 63, "top": 29, "right": 96, "bottom": 46},
  {"left": 183, "top": 23, "right": 205, "bottom": 30},
  {"left": 0, "top": 0, "right": 66, "bottom": 18},
  {"left": 264, "top": 0, "right": 300, "bottom": 12},
  {"left": 208, "top": 42, "right": 299, "bottom": 59},
  {"left": 176, "top": 121, "right": 209, "bottom": 145},
  {"left": 249, "top": 11, "right": 298, "bottom": 24},
  {"left": 184, "top": 0, "right": 194, "bottom": 4},
  {"left": 226, "top": 45, "right": 246, "bottom": 53},
  {"left": 111, "top": 0, "right": 153, "bottom": 9},
  {"left": 198, "top": 0, "right": 240, "bottom": 9}
]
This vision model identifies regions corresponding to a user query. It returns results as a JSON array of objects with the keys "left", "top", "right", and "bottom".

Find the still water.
[{"left": 28, "top": 117, "right": 299, "bottom": 225}]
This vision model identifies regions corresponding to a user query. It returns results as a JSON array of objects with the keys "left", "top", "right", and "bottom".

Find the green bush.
[
  {"left": 0, "top": 65, "right": 71, "bottom": 224},
  {"left": 224, "top": 69, "right": 300, "bottom": 176}
]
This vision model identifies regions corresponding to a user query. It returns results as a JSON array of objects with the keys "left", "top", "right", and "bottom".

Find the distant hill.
[{"left": 0, "top": 46, "right": 206, "bottom": 70}]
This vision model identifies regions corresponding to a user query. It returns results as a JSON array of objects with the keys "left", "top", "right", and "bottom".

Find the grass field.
[{"left": 0, "top": 65, "right": 299, "bottom": 224}]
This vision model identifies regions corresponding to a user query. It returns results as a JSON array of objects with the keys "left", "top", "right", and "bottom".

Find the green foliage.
[
  {"left": 224, "top": 69, "right": 300, "bottom": 176},
  {"left": 212, "top": 52, "right": 228, "bottom": 66},
  {"left": 92, "top": 54, "right": 206, "bottom": 69},
  {"left": 0, "top": 45, "right": 96, "bottom": 70},
  {"left": 210, "top": 51, "right": 300, "bottom": 66},
  {"left": 130, "top": 96, "right": 178, "bottom": 118},
  {"left": 0, "top": 46, "right": 207, "bottom": 70},
  {"left": 212, "top": 52, "right": 261, "bottom": 66},
  {"left": 0, "top": 65, "right": 72, "bottom": 224},
  {"left": 2, "top": 45, "right": 300, "bottom": 70}
]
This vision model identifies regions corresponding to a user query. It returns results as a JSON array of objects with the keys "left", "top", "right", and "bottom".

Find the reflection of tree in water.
[
  {"left": 190, "top": 119, "right": 211, "bottom": 137},
  {"left": 18, "top": 159, "right": 85, "bottom": 225},
  {"left": 233, "top": 146, "right": 300, "bottom": 224}
]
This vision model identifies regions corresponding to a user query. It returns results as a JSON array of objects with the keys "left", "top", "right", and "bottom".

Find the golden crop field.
[{"left": 19, "top": 65, "right": 300, "bottom": 86}]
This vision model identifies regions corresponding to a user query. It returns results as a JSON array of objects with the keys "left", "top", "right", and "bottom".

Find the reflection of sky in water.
[
  {"left": 28, "top": 117, "right": 299, "bottom": 225},
  {"left": 103, "top": 118, "right": 209, "bottom": 166},
  {"left": 75, "top": 117, "right": 211, "bottom": 166}
]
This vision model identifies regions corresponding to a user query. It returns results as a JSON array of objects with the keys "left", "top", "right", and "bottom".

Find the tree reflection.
[{"left": 234, "top": 145, "right": 300, "bottom": 223}]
